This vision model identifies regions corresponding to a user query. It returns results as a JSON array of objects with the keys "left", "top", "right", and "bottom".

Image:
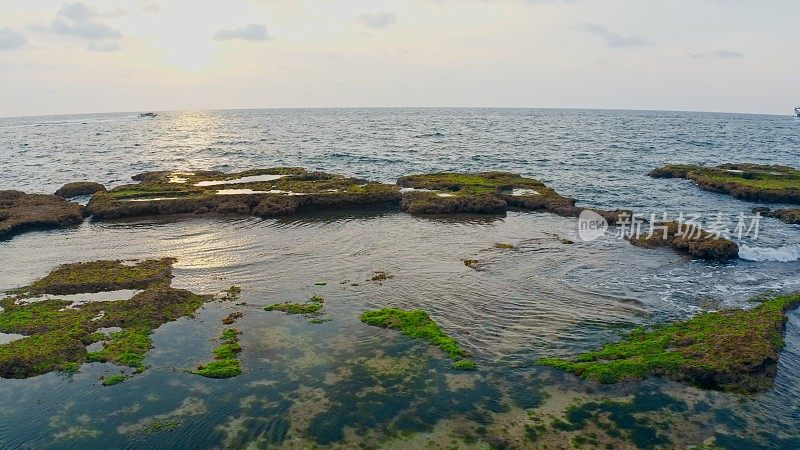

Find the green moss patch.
[
  {"left": 0, "top": 259, "right": 208, "bottom": 379},
  {"left": 359, "top": 308, "right": 476, "bottom": 370},
  {"left": 649, "top": 163, "right": 800, "bottom": 203},
  {"left": 539, "top": 294, "right": 800, "bottom": 392},
  {"left": 22, "top": 258, "right": 175, "bottom": 296},
  {"left": 266, "top": 294, "right": 326, "bottom": 318},
  {"left": 191, "top": 328, "right": 242, "bottom": 379},
  {"left": 101, "top": 374, "right": 128, "bottom": 386}
]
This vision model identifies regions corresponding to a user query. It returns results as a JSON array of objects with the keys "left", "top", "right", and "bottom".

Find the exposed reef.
[
  {"left": 753, "top": 206, "right": 800, "bottom": 225},
  {"left": 359, "top": 308, "right": 476, "bottom": 370},
  {"left": 0, "top": 258, "right": 208, "bottom": 379},
  {"left": 649, "top": 163, "right": 800, "bottom": 203},
  {"left": 539, "top": 293, "right": 800, "bottom": 392},
  {"left": 0, "top": 190, "right": 85, "bottom": 240},
  {"left": 627, "top": 221, "right": 739, "bottom": 261},
  {"left": 191, "top": 328, "right": 242, "bottom": 379},
  {"left": 54, "top": 182, "right": 106, "bottom": 198},
  {"left": 86, "top": 168, "right": 400, "bottom": 220}
]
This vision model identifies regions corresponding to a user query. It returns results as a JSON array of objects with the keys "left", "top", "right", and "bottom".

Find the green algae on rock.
[
  {"left": 20, "top": 258, "right": 175, "bottom": 296},
  {"left": 0, "top": 190, "right": 85, "bottom": 240},
  {"left": 265, "top": 294, "right": 325, "bottom": 316},
  {"left": 0, "top": 258, "right": 208, "bottom": 379},
  {"left": 649, "top": 163, "right": 800, "bottom": 203},
  {"left": 539, "top": 294, "right": 800, "bottom": 392},
  {"left": 85, "top": 167, "right": 400, "bottom": 220},
  {"left": 359, "top": 308, "right": 476, "bottom": 370},
  {"left": 54, "top": 182, "right": 106, "bottom": 198},
  {"left": 101, "top": 374, "right": 127, "bottom": 386},
  {"left": 191, "top": 328, "right": 242, "bottom": 379},
  {"left": 627, "top": 221, "right": 739, "bottom": 261},
  {"left": 396, "top": 171, "right": 631, "bottom": 224}
]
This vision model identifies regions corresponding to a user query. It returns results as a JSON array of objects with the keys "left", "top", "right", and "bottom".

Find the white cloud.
[
  {"left": 356, "top": 11, "right": 397, "bottom": 29},
  {"left": 0, "top": 28, "right": 26, "bottom": 50},
  {"left": 87, "top": 41, "right": 121, "bottom": 52},
  {"left": 579, "top": 23, "right": 650, "bottom": 48},
  {"left": 47, "top": 2, "right": 123, "bottom": 40},
  {"left": 689, "top": 49, "right": 744, "bottom": 59},
  {"left": 141, "top": 1, "right": 161, "bottom": 14},
  {"left": 213, "top": 24, "right": 271, "bottom": 42}
]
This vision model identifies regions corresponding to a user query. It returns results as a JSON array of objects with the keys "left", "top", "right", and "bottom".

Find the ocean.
[{"left": 0, "top": 108, "right": 799, "bottom": 448}]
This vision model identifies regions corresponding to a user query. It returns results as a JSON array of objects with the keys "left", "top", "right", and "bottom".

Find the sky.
[{"left": 0, "top": 0, "right": 798, "bottom": 117}]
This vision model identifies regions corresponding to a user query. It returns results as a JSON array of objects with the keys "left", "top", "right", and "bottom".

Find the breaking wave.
[{"left": 738, "top": 243, "right": 800, "bottom": 262}]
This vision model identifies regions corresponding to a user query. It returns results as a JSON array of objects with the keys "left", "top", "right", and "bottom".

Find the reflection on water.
[{"left": 0, "top": 211, "right": 798, "bottom": 448}]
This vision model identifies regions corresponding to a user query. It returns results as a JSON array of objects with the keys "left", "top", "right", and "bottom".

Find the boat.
[
  {"left": 139, "top": 112, "right": 157, "bottom": 118},
  {"left": 795, "top": 106, "right": 800, "bottom": 118}
]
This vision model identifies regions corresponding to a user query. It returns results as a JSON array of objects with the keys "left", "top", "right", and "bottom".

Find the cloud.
[
  {"left": 87, "top": 41, "right": 121, "bottom": 52},
  {"left": 0, "top": 28, "right": 27, "bottom": 50},
  {"left": 579, "top": 23, "right": 650, "bottom": 48},
  {"left": 356, "top": 11, "right": 397, "bottom": 29},
  {"left": 689, "top": 49, "right": 744, "bottom": 59},
  {"left": 141, "top": 1, "right": 161, "bottom": 14},
  {"left": 47, "top": 2, "right": 123, "bottom": 40},
  {"left": 213, "top": 24, "right": 271, "bottom": 42}
]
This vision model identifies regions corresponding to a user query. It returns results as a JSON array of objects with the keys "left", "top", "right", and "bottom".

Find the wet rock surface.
[
  {"left": 649, "top": 163, "right": 800, "bottom": 203},
  {"left": 86, "top": 167, "right": 401, "bottom": 220},
  {"left": 754, "top": 206, "right": 800, "bottom": 225},
  {"left": 0, "top": 190, "right": 85, "bottom": 240},
  {"left": 54, "top": 182, "right": 106, "bottom": 198},
  {"left": 627, "top": 220, "right": 739, "bottom": 261}
]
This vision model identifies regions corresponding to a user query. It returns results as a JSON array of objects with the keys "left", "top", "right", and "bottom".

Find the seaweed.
[
  {"left": 0, "top": 258, "right": 208, "bottom": 379},
  {"left": 359, "top": 308, "right": 476, "bottom": 370},
  {"left": 191, "top": 328, "right": 242, "bottom": 379},
  {"left": 539, "top": 294, "right": 800, "bottom": 392}
]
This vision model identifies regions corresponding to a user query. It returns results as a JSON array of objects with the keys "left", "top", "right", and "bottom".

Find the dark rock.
[
  {"left": 54, "top": 182, "right": 106, "bottom": 198},
  {"left": 0, "top": 190, "right": 85, "bottom": 240}
]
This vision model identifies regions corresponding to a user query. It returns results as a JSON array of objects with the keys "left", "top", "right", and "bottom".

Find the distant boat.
[
  {"left": 795, "top": 106, "right": 800, "bottom": 118},
  {"left": 139, "top": 112, "right": 157, "bottom": 118}
]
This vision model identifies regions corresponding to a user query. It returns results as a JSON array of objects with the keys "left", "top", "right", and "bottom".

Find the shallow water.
[{"left": 1, "top": 109, "right": 800, "bottom": 448}]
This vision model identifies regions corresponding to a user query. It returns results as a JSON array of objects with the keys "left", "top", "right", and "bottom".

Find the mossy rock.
[
  {"left": 360, "top": 308, "right": 477, "bottom": 370},
  {"left": 0, "top": 190, "right": 85, "bottom": 240},
  {"left": 539, "top": 294, "right": 800, "bottom": 392},
  {"left": 0, "top": 259, "right": 208, "bottom": 379},
  {"left": 627, "top": 221, "right": 738, "bottom": 261},
  {"left": 54, "top": 182, "right": 106, "bottom": 198},
  {"left": 649, "top": 163, "right": 800, "bottom": 203},
  {"left": 85, "top": 167, "right": 401, "bottom": 220},
  {"left": 21, "top": 258, "right": 175, "bottom": 296}
]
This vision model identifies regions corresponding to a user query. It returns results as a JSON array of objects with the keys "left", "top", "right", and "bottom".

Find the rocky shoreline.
[
  {"left": 649, "top": 163, "right": 800, "bottom": 203},
  {"left": 0, "top": 167, "right": 750, "bottom": 261}
]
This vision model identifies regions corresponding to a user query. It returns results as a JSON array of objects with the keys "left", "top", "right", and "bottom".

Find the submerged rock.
[
  {"left": 54, "top": 182, "right": 106, "bottom": 198},
  {"left": 359, "top": 308, "right": 476, "bottom": 371},
  {"left": 627, "top": 221, "right": 739, "bottom": 261},
  {"left": 0, "top": 190, "right": 85, "bottom": 240},
  {"left": 539, "top": 293, "right": 800, "bottom": 392},
  {"left": 649, "top": 163, "right": 800, "bottom": 203}
]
